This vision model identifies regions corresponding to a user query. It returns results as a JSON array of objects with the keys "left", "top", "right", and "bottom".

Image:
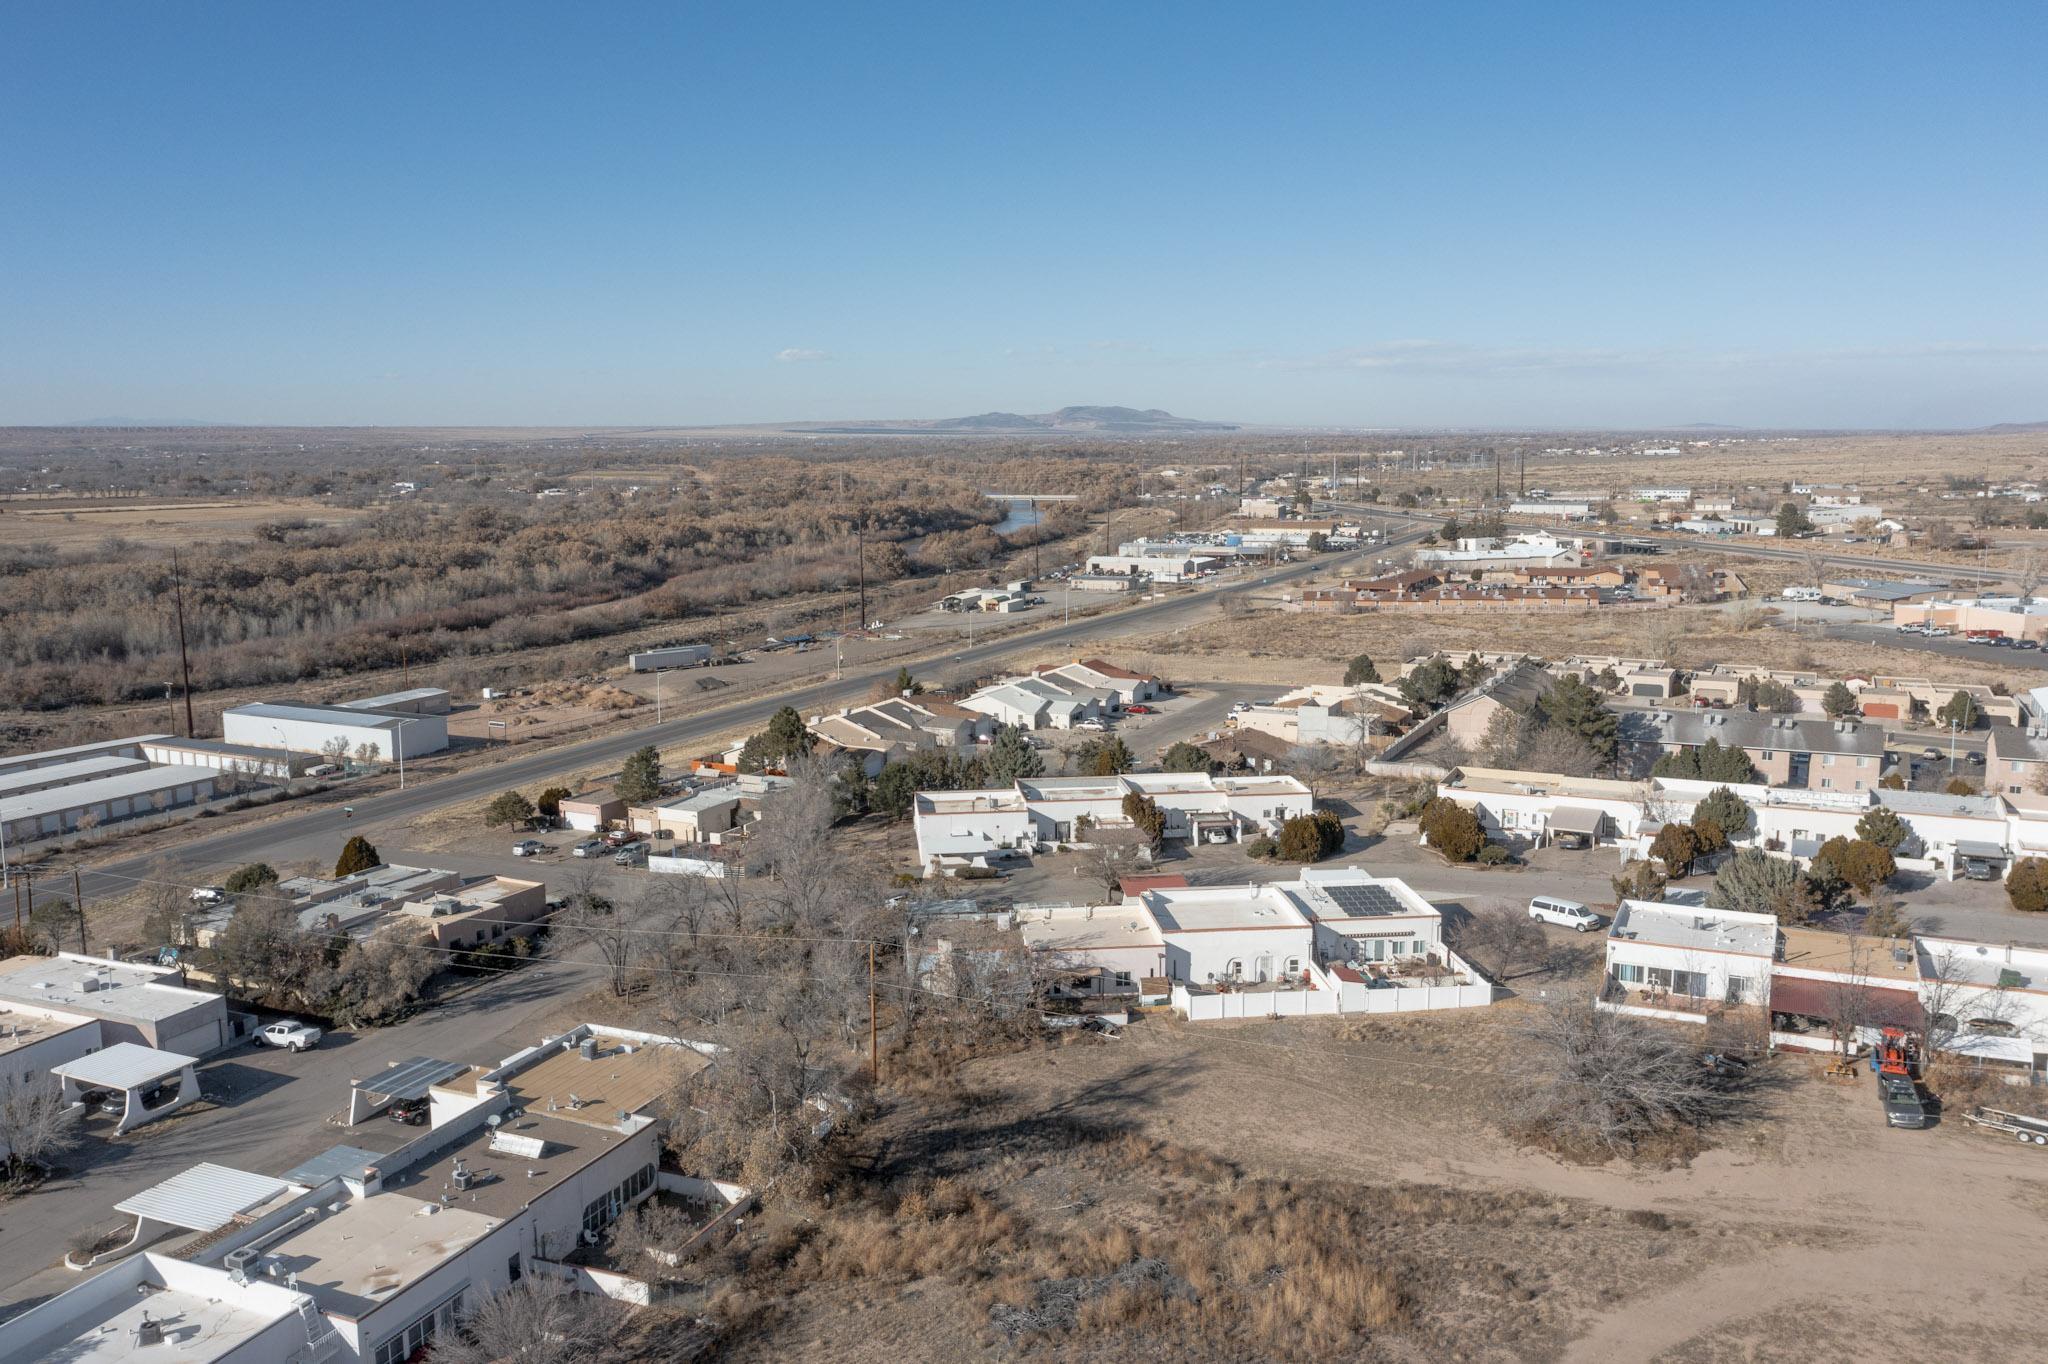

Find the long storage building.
[{"left": 222, "top": 702, "right": 449, "bottom": 760}]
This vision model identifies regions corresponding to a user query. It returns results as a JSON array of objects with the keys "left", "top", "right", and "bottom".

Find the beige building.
[{"left": 1625, "top": 711, "right": 1888, "bottom": 791}]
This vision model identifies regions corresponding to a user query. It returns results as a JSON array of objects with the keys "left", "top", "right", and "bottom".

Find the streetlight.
[
  {"left": 393, "top": 717, "right": 421, "bottom": 791},
  {"left": 654, "top": 668, "right": 670, "bottom": 725}
]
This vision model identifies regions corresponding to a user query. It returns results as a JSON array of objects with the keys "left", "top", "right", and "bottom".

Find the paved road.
[{"left": 55, "top": 526, "right": 1425, "bottom": 901}]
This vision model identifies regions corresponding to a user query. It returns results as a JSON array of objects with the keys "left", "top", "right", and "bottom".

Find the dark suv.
[
  {"left": 1877, "top": 1072, "right": 1928, "bottom": 1129},
  {"left": 388, "top": 1096, "right": 430, "bottom": 1126}
]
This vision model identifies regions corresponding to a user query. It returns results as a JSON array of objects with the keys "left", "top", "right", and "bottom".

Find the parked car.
[
  {"left": 256, "top": 1020, "right": 323, "bottom": 1052},
  {"left": 1125, "top": 704, "right": 1156, "bottom": 715},
  {"left": 189, "top": 886, "right": 226, "bottom": 906},
  {"left": 571, "top": 839, "right": 605, "bottom": 858},
  {"left": 1074, "top": 718, "right": 1109, "bottom": 731},
  {"left": 603, "top": 828, "right": 638, "bottom": 848},
  {"left": 388, "top": 1096, "right": 430, "bottom": 1126},
  {"left": 1877, "top": 1072, "right": 1929, "bottom": 1129},
  {"left": 612, "top": 844, "right": 647, "bottom": 867},
  {"left": 306, "top": 763, "right": 344, "bottom": 777},
  {"left": 1961, "top": 857, "right": 2001, "bottom": 882},
  {"left": 1921, "top": 747, "right": 1941, "bottom": 761},
  {"left": 1527, "top": 896, "right": 1603, "bottom": 932},
  {"left": 2020, "top": 640, "right": 2041, "bottom": 650},
  {"left": 510, "top": 839, "right": 544, "bottom": 858}
]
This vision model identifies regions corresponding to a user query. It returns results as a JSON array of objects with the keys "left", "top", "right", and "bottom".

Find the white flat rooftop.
[
  {"left": 0, "top": 764, "right": 217, "bottom": 824},
  {"left": 0, "top": 735, "right": 166, "bottom": 777},
  {"left": 0, "top": 955, "right": 219, "bottom": 1023},
  {"left": 0, "top": 1255, "right": 312, "bottom": 1364},
  {"left": 1019, "top": 905, "right": 1163, "bottom": 953},
  {"left": 1609, "top": 901, "right": 1776, "bottom": 957},
  {"left": 1142, "top": 883, "right": 1309, "bottom": 933},
  {"left": 53, "top": 1041, "right": 197, "bottom": 1090},
  {"left": 251, "top": 1191, "right": 500, "bottom": 1317},
  {"left": 0, "top": 754, "right": 150, "bottom": 799}
]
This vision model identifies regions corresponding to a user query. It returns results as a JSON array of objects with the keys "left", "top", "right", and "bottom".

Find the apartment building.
[
  {"left": 912, "top": 772, "right": 1312, "bottom": 870},
  {"left": 1625, "top": 710, "right": 1888, "bottom": 791}
]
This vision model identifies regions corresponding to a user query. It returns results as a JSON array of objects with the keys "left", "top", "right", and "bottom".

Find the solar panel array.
[
  {"left": 1324, "top": 883, "right": 1402, "bottom": 918},
  {"left": 365, "top": 1055, "right": 468, "bottom": 1101}
]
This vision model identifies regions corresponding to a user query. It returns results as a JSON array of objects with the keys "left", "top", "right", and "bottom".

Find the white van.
[{"left": 1528, "top": 896, "right": 1602, "bottom": 932}]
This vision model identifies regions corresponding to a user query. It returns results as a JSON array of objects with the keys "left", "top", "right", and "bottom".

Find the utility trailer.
[{"left": 1963, "top": 1107, "right": 2048, "bottom": 1146}]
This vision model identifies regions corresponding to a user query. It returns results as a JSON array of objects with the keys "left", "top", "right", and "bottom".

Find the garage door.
[{"left": 1862, "top": 703, "right": 1902, "bottom": 719}]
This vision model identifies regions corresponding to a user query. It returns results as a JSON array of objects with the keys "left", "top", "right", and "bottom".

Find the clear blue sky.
[{"left": 3, "top": 3, "right": 2043, "bottom": 429}]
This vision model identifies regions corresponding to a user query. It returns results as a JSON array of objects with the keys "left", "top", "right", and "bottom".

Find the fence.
[{"left": 648, "top": 854, "right": 733, "bottom": 878}]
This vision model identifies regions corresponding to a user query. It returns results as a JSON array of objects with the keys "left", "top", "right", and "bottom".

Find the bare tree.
[
  {"left": 1452, "top": 903, "right": 1546, "bottom": 982},
  {"left": 1508, "top": 998, "right": 1753, "bottom": 1158},
  {"left": 1916, "top": 944, "right": 2032, "bottom": 1058},
  {"left": 558, "top": 884, "right": 654, "bottom": 999},
  {"left": 1080, "top": 827, "right": 1151, "bottom": 905},
  {"left": 430, "top": 1279, "right": 628, "bottom": 1364},
  {"left": 0, "top": 1075, "right": 78, "bottom": 1181}
]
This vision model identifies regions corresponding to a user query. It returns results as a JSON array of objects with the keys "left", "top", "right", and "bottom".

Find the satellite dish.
[{"left": 484, "top": 1114, "right": 502, "bottom": 1129}]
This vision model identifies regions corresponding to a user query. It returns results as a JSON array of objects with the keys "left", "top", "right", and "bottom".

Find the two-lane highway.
[{"left": 70, "top": 522, "right": 1428, "bottom": 898}]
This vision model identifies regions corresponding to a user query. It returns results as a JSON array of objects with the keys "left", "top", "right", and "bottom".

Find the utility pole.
[
  {"left": 73, "top": 866, "right": 85, "bottom": 952},
  {"left": 170, "top": 551, "right": 196, "bottom": 739},
  {"left": 855, "top": 523, "right": 868, "bottom": 631},
  {"left": 868, "top": 941, "right": 878, "bottom": 1082},
  {"left": 12, "top": 876, "right": 21, "bottom": 932}
]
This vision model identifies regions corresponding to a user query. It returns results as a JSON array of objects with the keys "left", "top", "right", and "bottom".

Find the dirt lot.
[{"left": 700, "top": 1000, "right": 2048, "bottom": 1362}]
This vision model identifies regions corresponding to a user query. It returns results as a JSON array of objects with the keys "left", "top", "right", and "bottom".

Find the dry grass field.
[
  {"left": 678, "top": 999, "right": 2048, "bottom": 1362},
  {"left": 0, "top": 496, "right": 366, "bottom": 548}
]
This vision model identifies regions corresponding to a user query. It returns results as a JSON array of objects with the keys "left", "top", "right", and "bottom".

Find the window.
[
  {"left": 1822, "top": 754, "right": 1834, "bottom": 766},
  {"left": 1614, "top": 962, "right": 1644, "bottom": 985},
  {"left": 1227, "top": 959, "right": 1244, "bottom": 980},
  {"left": 373, "top": 1288, "right": 465, "bottom": 1364},
  {"left": 1111, "top": 970, "right": 1133, "bottom": 989},
  {"left": 583, "top": 1164, "right": 658, "bottom": 1238},
  {"left": 1284, "top": 957, "right": 1301, "bottom": 976},
  {"left": 1820, "top": 779, "right": 1832, "bottom": 790},
  {"left": 507, "top": 1253, "right": 522, "bottom": 1284}
]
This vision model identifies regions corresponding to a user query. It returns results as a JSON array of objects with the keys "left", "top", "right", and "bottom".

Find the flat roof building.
[
  {"left": 0, "top": 764, "right": 218, "bottom": 846},
  {"left": 0, "top": 952, "right": 234, "bottom": 1056},
  {"left": 223, "top": 702, "right": 449, "bottom": 760}
]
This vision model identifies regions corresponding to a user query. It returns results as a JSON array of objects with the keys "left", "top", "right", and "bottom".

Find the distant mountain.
[
  {"left": 1676, "top": 422, "right": 1743, "bottom": 430},
  {"left": 59, "top": 418, "right": 233, "bottom": 428},
  {"left": 1980, "top": 420, "right": 2048, "bottom": 434},
  {"left": 799, "top": 405, "right": 1238, "bottom": 436}
]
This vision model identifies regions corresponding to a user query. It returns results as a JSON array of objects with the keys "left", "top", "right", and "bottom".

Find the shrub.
[
  {"left": 1813, "top": 837, "right": 1896, "bottom": 895},
  {"left": 1276, "top": 810, "right": 1344, "bottom": 863},
  {"left": 1418, "top": 799, "right": 1484, "bottom": 863},
  {"left": 1160, "top": 741, "right": 1214, "bottom": 774},
  {"left": 222, "top": 863, "right": 278, "bottom": 895},
  {"left": 1243, "top": 836, "right": 1277, "bottom": 860},
  {"left": 1650, "top": 824, "right": 1701, "bottom": 877},
  {"left": 2007, "top": 857, "right": 2048, "bottom": 913},
  {"left": 1475, "top": 843, "right": 1511, "bottom": 865}
]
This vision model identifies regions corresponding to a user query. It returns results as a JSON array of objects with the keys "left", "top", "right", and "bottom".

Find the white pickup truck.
[{"left": 255, "top": 1020, "right": 323, "bottom": 1052}]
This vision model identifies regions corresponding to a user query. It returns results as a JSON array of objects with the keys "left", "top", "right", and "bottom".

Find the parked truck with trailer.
[{"left": 629, "top": 644, "right": 713, "bottom": 671}]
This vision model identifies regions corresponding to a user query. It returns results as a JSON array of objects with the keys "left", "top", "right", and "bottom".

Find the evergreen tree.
[
  {"left": 1820, "top": 682, "right": 1859, "bottom": 719},
  {"left": 616, "top": 745, "right": 663, "bottom": 802},
  {"left": 1342, "top": 654, "right": 1381, "bottom": 686},
  {"left": 1534, "top": 674, "right": 1618, "bottom": 762},
  {"left": 983, "top": 725, "right": 1045, "bottom": 784},
  {"left": 334, "top": 834, "right": 381, "bottom": 878},
  {"left": 222, "top": 863, "right": 279, "bottom": 895},
  {"left": 737, "top": 706, "right": 811, "bottom": 773},
  {"left": 1160, "top": 741, "right": 1215, "bottom": 774},
  {"left": 484, "top": 790, "right": 537, "bottom": 828},
  {"left": 1694, "top": 786, "right": 1752, "bottom": 841},
  {"left": 1855, "top": 806, "right": 1908, "bottom": 852}
]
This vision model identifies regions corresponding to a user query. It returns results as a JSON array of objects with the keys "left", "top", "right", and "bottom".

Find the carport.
[
  {"left": 52, "top": 1042, "right": 200, "bottom": 1134},
  {"left": 1767, "top": 976, "right": 1922, "bottom": 1050},
  {"left": 1953, "top": 841, "right": 2010, "bottom": 882},
  {"left": 1546, "top": 805, "right": 1606, "bottom": 849},
  {"left": 114, "top": 1163, "right": 296, "bottom": 1242}
]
